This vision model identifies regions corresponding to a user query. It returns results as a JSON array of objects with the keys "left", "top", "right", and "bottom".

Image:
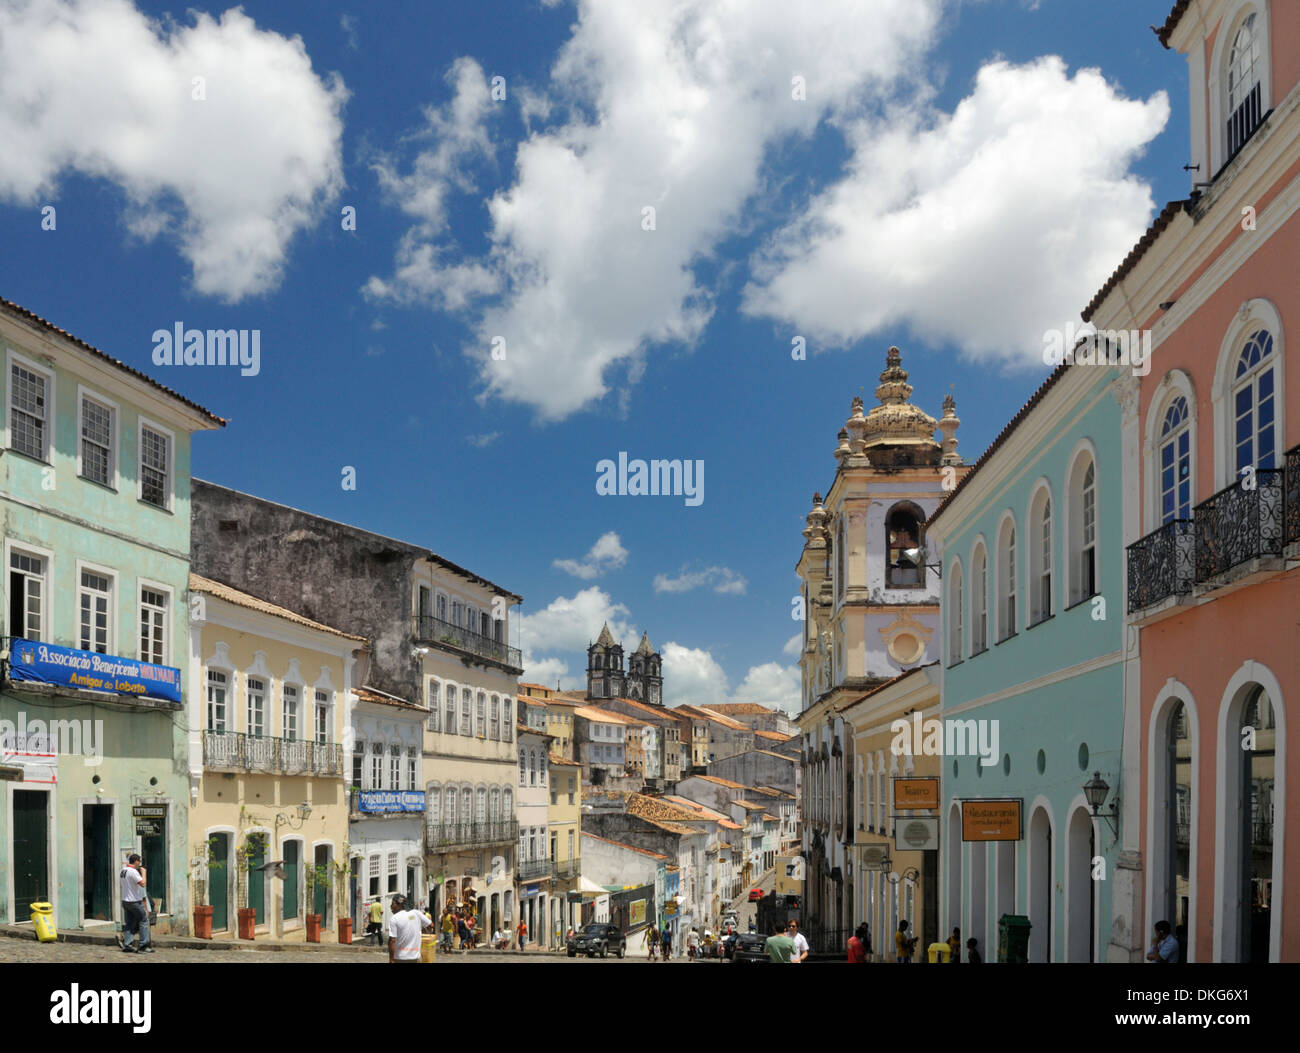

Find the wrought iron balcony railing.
[
  {"left": 518, "top": 858, "right": 554, "bottom": 881},
  {"left": 554, "top": 859, "right": 580, "bottom": 879},
  {"left": 413, "top": 614, "right": 522, "bottom": 670},
  {"left": 425, "top": 818, "right": 520, "bottom": 852},
  {"left": 1127, "top": 519, "right": 1194, "bottom": 613},
  {"left": 203, "top": 730, "right": 342, "bottom": 776},
  {"left": 1194, "top": 469, "right": 1284, "bottom": 584},
  {"left": 1286, "top": 445, "right": 1300, "bottom": 547}
]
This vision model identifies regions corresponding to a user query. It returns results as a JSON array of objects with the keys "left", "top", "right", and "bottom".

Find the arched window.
[
  {"left": 1029, "top": 487, "right": 1052, "bottom": 625},
  {"left": 503, "top": 787, "right": 513, "bottom": 821},
  {"left": 1226, "top": 12, "right": 1263, "bottom": 157},
  {"left": 529, "top": 748, "right": 537, "bottom": 786},
  {"left": 444, "top": 785, "right": 457, "bottom": 826},
  {"left": 426, "top": 678, "right": 440, "bottom": 732},
  {"left": 1157, "top": 701, "right": 1192, "bottom": 943},
  {"left": 489, "top": 786, "right": 500, "bottom": 822},
  {"left": 428, "top": 785, "right": 441, "bottom": 824},
  {"left": 476, "top": 786, "right": 486, "bottom": 823},
  {"left": 996, "top": 517, "right": 1016, "bottom": 642},
  {"left": 1067, "top": 453, "right": 1098, "bottom": 605},
  {"left": 947, "top": 561, "right": 963, "bottom": 664},
  {"left": 490, "top": 695, "right": 500, "bottom": 740},
  {"left": 461, "top": 787, "right": 473, "bottom": 829},
  {"left": 1159, "top": 397, "right": 1192, "bottom": 521},
  {"left": 1232, "top": 330, "right": 1276, "bottom": 473},
  {"left": 971, "top": 544, "right": 988, "bottom": 654},
  {"left": 476, "top": 691, "right": 487, "bottom": 738},
  {"left": 885, "top": 503, "right": 924, "bottom": 589}
]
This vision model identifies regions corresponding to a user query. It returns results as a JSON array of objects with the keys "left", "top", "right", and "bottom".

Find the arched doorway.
[
  {"left": 1027, "top": 806, "right": 1052, "bottom": 961},
  {"left": 995, "top": 839, "right": 1015, "bottom": 938},
  {"left": 1150, "top": 695, "right": 1194, "bottom": 960},
  {"left": 1065, "top": 805, "right": 1094, "bottom": 962}
]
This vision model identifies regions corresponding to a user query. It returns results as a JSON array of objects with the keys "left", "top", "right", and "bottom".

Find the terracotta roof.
[
  {"left": 572, "top": 705, "right": 639, "bottom": 725},
  {"left": 1082, "top": 198, "right": 1190, "bottom": 322},
  {"left": 754, "top": 749, "right": 795, "bottom": 761},
  {"left": 518, "top": 695, "right": 550, "bottom": 707},
  {"left": 356, "top": 686, "right": 426, "bottom": 712},
  {"left": 700, "top": 703, "right": 783, "bottom": 717},
  {"left": 1156, "top": 0, "right": 1191, "bottom": 47},
  {"left": 684, "top": 774, "right": 748, "bottom": 790},
  {"left": 191, "top": 574, "right": 367, "bottom": 641},
  {"left": 733, "top": 800, "right": 766, "bottom": 812},
  {"left": 661, "top": 796, "right": 739, "bottom": 826},
  {"left": 1, "top": 296, "right": 226, "bottom": 427},
  {"left": 665, "top": 864, "right": 681, "bottom": 872},
  {"left": 581, "top": 833, "right": 667, "bottom": 860},
  {"left": 518, "top": 682, "right": 552, "bottom": 691},
  {"left": 549, "top": 752, "right": 580, "bottom": 767},
  {"left": 626, "top": 792, "right": 705, "bottom": 826},
  {"left": 597, "top": 697, "right": 674, "bottom": 723},
  {"left": 753, "top": 730, "right": 792, "bottom": 741},
  {"left": 836, "top": 663, "right": 936, "bottom": 713},
  {"left": 544, "top": 696, "right": 583, "bottom": 708},
  {"left": 753, "top": 786, "right": 795, "bottom": 800},
  {"left": 694, "top": 707, "right": 750, "bottom": 731}
]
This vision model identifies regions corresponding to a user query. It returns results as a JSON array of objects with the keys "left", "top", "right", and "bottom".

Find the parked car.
[
  {"left": 567, "top": 923, "right": 627, "bottom": 959},
  {"left": 731, "top": 932, "right": 768, "bottom": 963},
  {"left": 747, "top": 888, "right": 764, "bottom": 902}
]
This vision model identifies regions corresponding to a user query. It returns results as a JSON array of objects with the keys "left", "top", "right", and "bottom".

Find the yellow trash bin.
[
  {"left": 421, "top": 934, "right": 437, "bottom": 963},
  {"left": 926, "top": 941, "right": 951, "bottom": 964},
  {"left": 31, "top": 902, "right": 57, "bottom": 943}
]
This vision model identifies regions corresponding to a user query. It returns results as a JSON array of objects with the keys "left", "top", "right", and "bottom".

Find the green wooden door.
[
  {"left": 247, "top": 834, "right": 266, "bottom": 924},
  {"left": 209, "top": 833, "right": 229, "bottom": 931},
  {"left": 282, "top": 841, "right": 299, "bottom": 920},
  {"left": 313, "top": 845, "right": 329, "bottom": 919},
  {"left": 141, "top": 816, "right": 168, "bottom": 916},
  {"left": 82, "top": 804, "right": 113, "bottom": 921},
  {"left": 12, "top": 790, "right": 49, "bottom": 919}
]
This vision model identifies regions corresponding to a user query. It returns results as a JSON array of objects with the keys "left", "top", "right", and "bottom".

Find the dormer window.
[{"left": 1226, "top": 13, "right": 1263, "bottom": 158}]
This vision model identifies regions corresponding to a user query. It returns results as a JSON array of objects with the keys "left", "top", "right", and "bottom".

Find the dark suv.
[
  {"left": 568, "top": 923, "right": 627, "bottom": 958},
  {"left": 731, "top": 932, "right": 768, "bottom": 963}
]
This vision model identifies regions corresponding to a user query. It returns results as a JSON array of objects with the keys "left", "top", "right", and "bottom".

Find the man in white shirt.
[
  {"left": 119, "top": 854, "right": 153, "bottom": 953},
  {"left": 788, "top": 919, "right": 809, "bottom": 963},
  {"left": 388, "top": 895, "right": 432, "bottom": 963}
]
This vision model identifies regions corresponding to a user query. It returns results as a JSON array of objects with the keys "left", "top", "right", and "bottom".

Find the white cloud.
[
  {"left": 653, "top": 565, "right": 747, "bottom": 595},
  {"left": 663, "top": 643, "right": 800, "bottom": 714},
  {"left": 340, "top": 13, "right": 358, "bottom": 50},
  {"left": 553, "top": 531, "right": 628, "bottom": 580},
  {"left": 369, "top": 0, "right": 944, "bottom": 420},
  {"left": 732, "top": 662, "right": 801, "bottom": 713},
  {"left": 517, "top": 586, "right": 635, "bottom": 656},
  {"left": 466, "top": 431, "right": 500, "bottom": 448},
  {"left": 743, "top": 57, "right": 1169, "bottom": 366},
  {"left": 520, "top": 656, "right": 575, "bottom": 691},
  {"left": 0, "top": 0, "right": 346, "bottom": 302},
  {"left": 782, "top": 633, "right": 803, "bottom": 658}
]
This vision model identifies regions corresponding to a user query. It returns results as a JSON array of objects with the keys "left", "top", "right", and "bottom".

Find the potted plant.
[
  {"left": 191, "top": 836, "right": 223, "bottom": 939},
  {"left": 334, "top": 856, "right": 353, "bottom": 944},
  {"left": 305, "top": 862, "right": 330, "bottom": 943},
  {"left": 235, "top": 836, "right": 260, "bottom": 940}
]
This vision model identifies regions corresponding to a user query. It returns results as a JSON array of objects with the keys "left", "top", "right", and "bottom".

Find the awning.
[{"left": 578, "top": 876, "right": 606, "bottom": 895}]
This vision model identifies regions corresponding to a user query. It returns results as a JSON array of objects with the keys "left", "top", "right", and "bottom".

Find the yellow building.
[
  {"left": 548, "top": 752, "right": 582, "bottom": 940},
  {"left": 187, "top": 575, "right": 362, "bottom": 941},
  {"left": 838, "top": 664, "right": 942, "bottom": 958}
]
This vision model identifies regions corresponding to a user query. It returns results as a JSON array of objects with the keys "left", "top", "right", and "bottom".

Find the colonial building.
[
  {"left": 0, "top": 297, "right": 223, "bottom": 935},
  {"left": 547, "top": 752, "right": 582, "bottom": 940},
  {"left": 190, "top": 481, "right": 524, "bottom": 932},
  {"left": 1104, "top": 0, "right": 1300, "bottom": 964},
  {"left": 516, "top": 721, "right": 554, "bottom": 946},
  {"left": 188, "top": 575, "right": 359, "bottom": 941},
  {"left": 795, "top": 345, "right": 966, "bottom": 944},
  {"left": 703, "top": 702, "right": 795, "bottom": 737}
]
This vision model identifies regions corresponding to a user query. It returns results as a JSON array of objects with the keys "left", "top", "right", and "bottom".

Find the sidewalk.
[{"left": 0, "top": 923, "right": 568, "bottom": 956}]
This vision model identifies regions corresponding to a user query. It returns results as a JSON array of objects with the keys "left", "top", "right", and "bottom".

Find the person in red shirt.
[{"left": 847, "top": 923, "right": 871, "bottom": 963}]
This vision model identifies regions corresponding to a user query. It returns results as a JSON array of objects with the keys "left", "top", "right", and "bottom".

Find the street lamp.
[
  {"left": 1083, "top": 772, "right": 1119, "bottom": 837},
  {"left": 276, "top": 801, "right": 314, "bottom": 829}
]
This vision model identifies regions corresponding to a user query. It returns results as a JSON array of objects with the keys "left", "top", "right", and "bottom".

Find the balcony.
[
  {"left": 203, "top": 731, "right": 342, "bottom": 776},
  {"left": 1126, "top": 519, "right": 1194, "bottom": 615},
  {"left": 1286, "top": 445, "right": 1300, "bottom": 551},
  {"left": 425, "top": 818, "right": 520, "bottom": 852},
  {"left": 554, "top": 859, "right": 580, "bottom": 880},
  {"left": 518, "top": 858, "right": 554, "bottom": 881},
  {"left": 413, "top": 614, "right": 522, "bottom": 672},
  {"left": 1194, "top": 469, "right": 1285, "bottom": 588}
]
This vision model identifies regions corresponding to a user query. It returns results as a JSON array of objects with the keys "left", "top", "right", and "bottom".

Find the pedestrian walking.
[
  {"left": 119, "top": 854, "right": 153, "bottom": 953},
  {"left": 646, "top": 925, "right": 658, "bottom": 960},
  {"left": 440, "top": 909, "right": 455, "bottom": 952},
  {"left": 661, "top": 925, "right": 672, "bottom": 960},
  {"left": 687, "top": 927, "right": 700, "bottom": 961},
  {"left": 516, "top": 918, "right": 528, "bottom": 950},
  {"left": 947, "top": 926, "right": 961, "bottom": 964},
  {"left": 457, "top": 912, "right": 471, "bottom": 954},
  {"left": 787, "top": 919, "right": 809, "bottom": 963},
  {"left": 387, "top": 894, "right": 431, "bottom": 964},
  {"left": 966, "top": 937, "right": 982, "bottom": 964},
  {"left": 895, "top": 920, "right": 916, "bottom": 963},
  {"left": 765, "top": 922, "right": 796, "bottom": 963},
  {"left": 367, "top": 899, "right": 385, "bottom": 946},
  {"left": 847, "top": 923, "right": 870, "bottom": 963}
]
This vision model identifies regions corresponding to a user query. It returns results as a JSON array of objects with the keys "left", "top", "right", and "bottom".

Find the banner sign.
[
  {"left": 893, "top": 777, "right": 940, "bottom": 810},
  {"left": 357, "top": 790, "right": 425, "bottom": 813},
  {"left": 8, "top": 638, "right": 181, "bottom": 705},
  {"left": 960, "top": 799, "right": 1023, "bottom": 842},
  {"left": 630, "top": 899, "right": 646, "bottom": 927}
]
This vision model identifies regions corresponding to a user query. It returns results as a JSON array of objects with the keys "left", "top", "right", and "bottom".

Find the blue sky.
[{"left": 0, "top": 0, "right": 1188, "bottom": 712}]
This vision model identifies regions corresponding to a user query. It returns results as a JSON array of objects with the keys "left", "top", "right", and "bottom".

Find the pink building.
[{"left": 1090, "top": 0, "right": 1299, "bottom": 962}]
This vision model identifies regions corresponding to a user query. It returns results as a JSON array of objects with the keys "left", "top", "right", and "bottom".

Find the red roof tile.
[
  {"left": 1156, "top": 0, "right": 1191, "bottom": 47},
  {"left": 581, "top": 833, "right": 668, "bottom": 860}
]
